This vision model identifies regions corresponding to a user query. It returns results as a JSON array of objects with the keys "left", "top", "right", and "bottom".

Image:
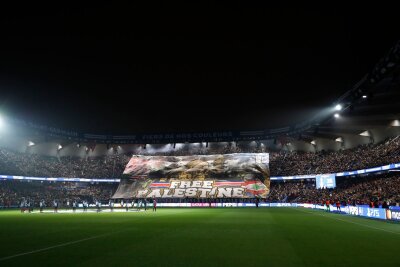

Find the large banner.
[{"left": 112, "top": 153, "right": 270, "bottom": 199}]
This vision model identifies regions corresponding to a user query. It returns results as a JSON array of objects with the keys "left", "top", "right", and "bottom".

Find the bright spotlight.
[
  {"left": 391, "top": 120, "right": 400, "bottom": 127},
  {"left": 335, "top": 104, "right": 342, "bottom": 111},
  {"left": 58, "top": 144, "right": 62, "bottom": 150},
  {"left": 334, "top": 113, "right": 340, "bottom": 118},
  {"left": 362, "top": 95, "right": 367, "bottom": 99},
  {"left": 335, "top": 137, "right": 343, "bottom": 143},
  {"left": 28, "top": 141, "right": 35, "bottom": 147}
]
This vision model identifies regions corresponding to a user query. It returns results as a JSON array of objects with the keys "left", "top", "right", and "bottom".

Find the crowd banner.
[{"left": 112, "top": 153, "right": 270, "bottom": 199}]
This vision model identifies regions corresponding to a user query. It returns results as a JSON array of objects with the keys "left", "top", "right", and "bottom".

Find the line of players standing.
[
  {"left": 118, "top": 198, "right": 156, "bottom": 212},
  {"left": 19, "top": 198, "right": 157, "bottom": 213},
  {"left": 20, "top": 198, "right": 88, "bottom": 213}
]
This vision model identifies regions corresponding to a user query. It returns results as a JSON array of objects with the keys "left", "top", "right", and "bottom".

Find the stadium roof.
[{"left": 301, "top": 41, "right": 400, "bottom": 143}]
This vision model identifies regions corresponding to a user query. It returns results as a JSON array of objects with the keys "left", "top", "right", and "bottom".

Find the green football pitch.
[{"left": 0, "top": 208, "right": 399, "bottom": 267}]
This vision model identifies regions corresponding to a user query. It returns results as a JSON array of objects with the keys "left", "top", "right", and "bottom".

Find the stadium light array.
[
  {"left": 335, "top": 104, "right": 342, "bottom": 111},
  {"left": 334, "top": 113, "right": 340, "bottom": 118},
  {"left": 359, "top": 131, "right": 370, "bottom": 137},
  {"left": 391, "top": 120, "right": 400, "bottom": 127}
]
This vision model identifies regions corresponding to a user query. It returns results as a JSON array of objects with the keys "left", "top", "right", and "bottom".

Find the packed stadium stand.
[
  {"left": 1, "top": 135, "right": 400, "bottom": 208},
  {"left": 1, "top": 135, "right": 400, "bottom": 179},
  {"left": 0, "top": 180, "right": 116, "bottom": 208},
  {"left": 267, "top": 172, "right": 400, "bottom": 205}
]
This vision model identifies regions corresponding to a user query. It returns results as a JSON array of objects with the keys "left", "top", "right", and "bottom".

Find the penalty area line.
[{"left": 0, "top": 231, "right": 121, "bottom": 262}]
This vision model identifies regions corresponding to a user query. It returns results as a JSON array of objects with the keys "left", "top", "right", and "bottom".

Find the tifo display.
[{"left": 112, "top": 153, "right": 270, "bottom": 199}]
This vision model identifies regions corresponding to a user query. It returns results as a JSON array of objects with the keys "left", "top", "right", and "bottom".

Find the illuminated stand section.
[
  {"left": 2, "top": 157, "right": 400, "bottom": 220},
  {"left": 270, "top": 163, "right": 400, "bottom": 180},
  {"left": 1, "top": 162, "right": 400, "bottom": 184},
  {"left": 0, "top": 156, "right": 400, "bottom": 221}
]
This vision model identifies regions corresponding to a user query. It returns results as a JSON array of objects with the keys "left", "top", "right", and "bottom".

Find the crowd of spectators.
[
  {"left": 0, "top": 148, "right": 129, "bottom": 178},
  {"left": 1, "top": 136, "right": 400, "bottom": 179},
  {"left": 269, "top": 136, "right": 400, "bottom": 176},
  {"left": 267, "top": 173, "right": 400, "bottom": 206},
  {"left": 2, "top": 173, "right": 399, "bottom": 208},
  {"left": 1, "top": 135, "right": 400, "bottom": 208},
  {"left": 0, "top": 180, "right": 117, "bottom": 208}
]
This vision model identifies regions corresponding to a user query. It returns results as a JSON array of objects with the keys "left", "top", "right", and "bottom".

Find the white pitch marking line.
[
  {"left": 295, "top": 208, "right": 400, "bottom": 235},
  {"left": 0, "top": 231, "right": 118, "bottom": 262},
  {"left": 0, "top": 209, "right": 184, "bottom": 261}
]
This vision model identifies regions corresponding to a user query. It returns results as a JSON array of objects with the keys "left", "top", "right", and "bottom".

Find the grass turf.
[{"left": 0, "top": 208, "right": 399, "bottom": 267}]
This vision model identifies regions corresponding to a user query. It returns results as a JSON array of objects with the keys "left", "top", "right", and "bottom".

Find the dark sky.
[{"left": 0, "top": 4, "right": 398, "bottom": 134}]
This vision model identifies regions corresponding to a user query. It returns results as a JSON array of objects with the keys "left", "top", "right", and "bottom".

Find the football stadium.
[{"left": 1, "top": 4, "right": 400, "bottom": 267}]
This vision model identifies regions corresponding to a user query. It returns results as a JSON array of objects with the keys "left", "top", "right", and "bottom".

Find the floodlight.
[
  {"left": 359, "top": 131, "right": 370, "bottom": 137},
  {"left": 391, "top": 120, "right": 400, "bottom": 127},
  {"left": 335, "top": 137, "right": 343, "bottom": 143}
]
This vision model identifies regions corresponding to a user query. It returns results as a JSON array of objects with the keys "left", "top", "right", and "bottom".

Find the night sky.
[{"left": 0, "top": 4, "right": 398, "bottom": 134}]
